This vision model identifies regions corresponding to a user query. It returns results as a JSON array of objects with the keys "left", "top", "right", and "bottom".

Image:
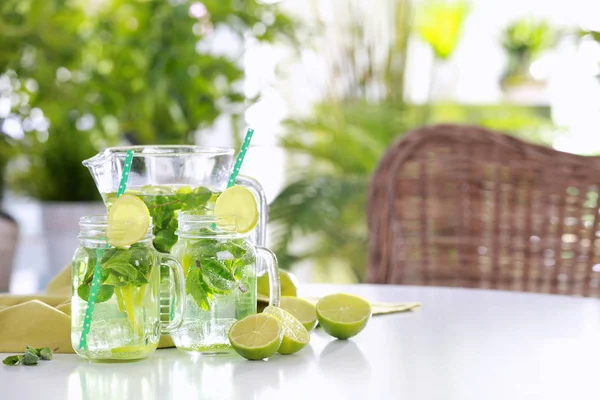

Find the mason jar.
[
  {"left": 170, "top": 213, "right": 280, "bottom": 354},
  {"left": 71, "top": 216, "right": 185, "bottom": 361}
]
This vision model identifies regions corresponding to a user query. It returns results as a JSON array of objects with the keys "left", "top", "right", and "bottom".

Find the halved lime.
[
  {"left": 263, "top": 306, "right": 310, "bottom": 355},
  {"left": 228, "top": 314, "right": 283, "bottom": 360},
  {"left": 257, "top": 269, "right": 298, "bottom": 298},
  {"left": 280, "top": 296, "right": 317, "bottom": 331},
  {"left": 316, "top": 293, "right": 372, "bottom": 339},
  {"left": 107, "top": 194, "right": 150, "bottom": 247},
  {"left": 214, "top": 186, "right": 258, "bottom": 233}
]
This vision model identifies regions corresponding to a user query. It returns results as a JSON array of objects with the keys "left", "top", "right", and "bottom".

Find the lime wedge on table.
[
  {"left": 228, "top": 314, "right": 283, "bottom": 360},
  {"left": 214, "top": 186, "right": 258, "bottom": 233},
  {"left": 316, "top": 293, "right": 372, "bottom": 339},
  {"left": 263, "top": 306, "right": 310, "bottom": 355},
  {"left": 280, "top": 296, "right": 318, "bottom": 331},
  {"left": 107, "top": 194, "right": 150, "bottom": 247}
]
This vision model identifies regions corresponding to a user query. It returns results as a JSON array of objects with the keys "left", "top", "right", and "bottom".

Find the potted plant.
[
  {"left": 0, "top": 133, "right": 19, "bottom": 292},
  {"left": 499, "top": 18, "right": 558, "bottom": 100},
  {"left": 9, "top": 129, "right": 107, "bottom": 280}
]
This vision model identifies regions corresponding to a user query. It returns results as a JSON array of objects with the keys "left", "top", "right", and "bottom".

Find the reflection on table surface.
[{"left": 67, "top": 330, "right": 371, "bottom": 400}]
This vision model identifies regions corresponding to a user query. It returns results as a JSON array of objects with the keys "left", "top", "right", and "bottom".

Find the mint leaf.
[
  {"left": 154, "top": 229, "right": 177, "bottom": 254},
  {"left": 96, "top": 285, "right": 115, "bottom": 303},
  {"left": 201, "top": 259, "right": 236, "bottom": 294},
  {"left": 26, "top": 346, "right": 39, "bottom": 356},
  {"left": 22, "top": 348, "right": 39, "bottom": 365},
  {"left": 2, "top": 355, "right": 22, "bottom": 366},
  {"left": 103, "top": 262, "right": 139, "bottom": 282},
  {"left": 77, "top": 284, "right": 114, "bottom": 303},
  {"left": 77, "top": 284, "right": 90, "bottom": 301},
  {"left": 224, "top": 240, "right": 247, "bottom": 259},
  {"left": 186, "top": 268, "right": 211, "bottom": 311},
  {"left": 183, "top": 187, "right": 211, "bottom": 209},
  {"left": 38, "top": 347, "right": 53, "bottom": 360}
]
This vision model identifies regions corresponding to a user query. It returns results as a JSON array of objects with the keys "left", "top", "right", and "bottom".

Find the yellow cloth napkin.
[
  {"left": 257, "top": 294, "right": 421, "bottom": 315},
  {"left": 0, "top": 265, "right": 174, "bottom": 353},
  {"left": 1, "top": 266, "right": 420, "bottom": 354}
]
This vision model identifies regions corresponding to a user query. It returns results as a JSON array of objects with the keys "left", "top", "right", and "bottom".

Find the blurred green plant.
[
  {"left": 269, "top": 0, "right": 414, "bottom": 282},
  {"left": 0, "top": 133, "right": 16, "bottom": 204},
  {"left": 0, "top": 0, "right": 295, "bottom": 201},
  {"left": 500, "top": 18, "right": 558, "bottom": 87},
  {"left": 270, "top": 101, "right": 410, "bottom": 282}
]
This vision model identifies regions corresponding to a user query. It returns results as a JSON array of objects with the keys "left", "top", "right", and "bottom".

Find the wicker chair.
[{"left": 367, "top": 124, "right": 600, "bottom": 297}]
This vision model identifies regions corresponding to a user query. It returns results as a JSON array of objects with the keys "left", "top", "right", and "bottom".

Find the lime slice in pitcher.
[
  {"left": 107, "top": 194, "right": 151, "bottom": 247},
  {"left": 214, "top": 186, "right": 258, "bottom": 233}
]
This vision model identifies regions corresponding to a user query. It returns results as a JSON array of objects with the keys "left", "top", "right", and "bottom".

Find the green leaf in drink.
[
  {"left": 77, "top": 284, "right": 115, "bottom": 303},
  {"left": 201, "top": 259, "right": 237, "bottom": 294},
  {"left": 186, "top": 268, "right": 212, "bottom": 311},
  {"left": 154, "top": 229, "right": 177, "bottom": 253}
]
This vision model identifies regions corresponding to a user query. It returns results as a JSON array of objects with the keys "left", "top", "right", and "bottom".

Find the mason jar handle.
[
  {"left": 236, "top": 175, "right": 267, "bottom": 247},
  {"left": 256, "top": 247, "right": 280, "bottom": 307},
  {"left": 158, "top": 253, "right": 186, "bottom": 334}
]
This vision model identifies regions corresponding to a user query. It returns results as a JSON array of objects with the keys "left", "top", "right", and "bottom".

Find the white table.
[{"left": 2, "top": 284, "right": 600, "bottom": 400}]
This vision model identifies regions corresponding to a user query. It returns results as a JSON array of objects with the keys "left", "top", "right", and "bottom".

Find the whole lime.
[{"left": 258, "top": 269, "right": 298, "bottom": 298}]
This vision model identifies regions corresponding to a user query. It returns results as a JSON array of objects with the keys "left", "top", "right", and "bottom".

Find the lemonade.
[
  {"left": 170, "top": 202, "right": 280, "bottom": 355},
  {"left": 170, "top": 217, "right": 258, "bottom": 354},
  {"left": 71, "top": 215, "right": 185, "bottom": 361}
]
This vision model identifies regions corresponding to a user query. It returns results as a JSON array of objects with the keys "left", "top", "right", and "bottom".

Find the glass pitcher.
[
  {"left": 71, "top": 216, "right": 186, "bottom": 361},
  {"left": 170, "top": 212, "right": 280, "bottom": 354},
  {"left": 82, "top": 146, "right": 267, "bottom": 253}
]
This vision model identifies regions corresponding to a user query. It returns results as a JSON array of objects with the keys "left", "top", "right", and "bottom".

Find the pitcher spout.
[{"left": 82, "top": 148, "right": 110, "bottom": 168}]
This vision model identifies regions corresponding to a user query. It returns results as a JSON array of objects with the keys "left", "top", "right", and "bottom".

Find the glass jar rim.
[
  {"left": 177, "top": 212, "right": 246, "bottom": 238},
  {"left": 78, "top": 215, "right": 154, "bottom": 243}
]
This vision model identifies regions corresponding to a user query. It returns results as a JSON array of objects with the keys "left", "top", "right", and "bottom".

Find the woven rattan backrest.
[{"left": 367, "top": 124, "right": 600, "bottom": 296}]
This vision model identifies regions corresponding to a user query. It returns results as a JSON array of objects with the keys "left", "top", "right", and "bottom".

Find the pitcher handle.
[
  {"left": 236, "top": 175, "right": 267, "bottom": 247},
  {"left": 158, "top": 253, "right": 186, "bottom": 334},
  {"left": 256, "top": 247, "right": 280, "bottom": 307}
]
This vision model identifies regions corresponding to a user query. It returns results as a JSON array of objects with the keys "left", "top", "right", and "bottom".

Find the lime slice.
[
  {"left": 280, "top": 296, "right": 317, "bottom": 331},
  {"left": 107, "top": 194, "right": 151, "bottom": 247},
  {"left": 263, "top": 306, "right": 310, "bottom": 355},
  {"left": 258, "top": 269, "right": 298, "bottom": 298},
  {"left": 228, "top": 314, "right": 283, "bottom": 360},
  {"left": 110, "top": 343, "right": 157, "bottom": 360},
  {"left": 316, "top": 293, "right": 372, "bottom": 339},
  {"left": 214, "top": 186, "right": 258, "bottom": 233}
]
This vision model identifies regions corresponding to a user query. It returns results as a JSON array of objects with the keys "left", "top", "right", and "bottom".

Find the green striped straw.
[
  {"left": 228, "top": 128, "right": 254, "bottom": 188},
  {"left": 79, "top": 150, "right": 135, "bottom": 350},
  {"left": 210, "top": 128, "right": 254, "bottom": 231}
]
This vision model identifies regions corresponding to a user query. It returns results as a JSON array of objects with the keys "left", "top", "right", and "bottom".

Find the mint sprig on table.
[
  {"left": 184, "top": 237, "right": 255, "bottom": 310},
  {"left": 3, "top": 346, "right": 55, "bottom": 366}
]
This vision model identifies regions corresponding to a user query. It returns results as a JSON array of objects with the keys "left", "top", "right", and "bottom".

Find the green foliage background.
[
  {"left": 268, "top": 0, "right": 558, "bottom": 282},
  {"left": 0, "top": 0, "right": 294, "bottom": 201}
]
